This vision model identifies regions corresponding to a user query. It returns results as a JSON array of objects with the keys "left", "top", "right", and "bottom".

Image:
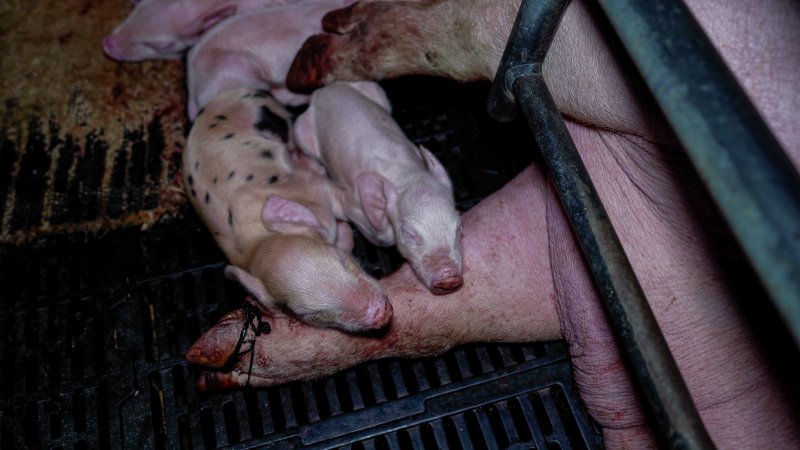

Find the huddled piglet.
[
  {"left": 103, "top": 0, "right": 334, "bottom": 61},
  {"left": 183, "top": 87, "right": 392, "bottom": 333},
  {"left": 185, "top": 0, "right": 359, "bottom": 118},
  {"left": 294, "top": 81, "right": 463, "bottom": 294}
]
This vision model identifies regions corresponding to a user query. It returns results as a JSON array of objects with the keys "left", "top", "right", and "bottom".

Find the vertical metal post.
[
  {"left": 488, "top": 1, "right": 716, "bottom": 448},
  {"left": 595, "top": 0, "right": 800, "bottom": 347}
]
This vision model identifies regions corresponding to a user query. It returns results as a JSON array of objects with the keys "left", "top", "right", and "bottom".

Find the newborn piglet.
[
  {"left": 184, "top": 87, "right": 391, "bottom": 333},
  {"left": 185, "top": 0, "right": 358, "bottom": 119},
  {"left": 103, "top": 0, "right": 334, "bottom": 61},
  {"left": 294, "top": 82, "right": 463, "bottom": 294}
]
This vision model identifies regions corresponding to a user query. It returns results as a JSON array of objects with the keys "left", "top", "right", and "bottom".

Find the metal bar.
[
  {"left": 513, "top": 69, "right": 715, "bottom": 450},
  {"left": 596, "top": 0, "right": 800, "bottom": 346},
  {"left": 487, "top": 0, "right": 716, "bottom": 448},
  {"left": 487, "top": 0, "right": 568, "bottom": 122}
]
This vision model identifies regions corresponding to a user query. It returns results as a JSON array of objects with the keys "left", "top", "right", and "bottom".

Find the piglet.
[
  {"left": 294, "top": 81, "right": 463, "bottom": 294},
  {"left": 102, "top": 0, "right": 329, "bottom": 61},
  {"left": 185, "top": 0, "right": 358, "bottom": 119},
  {"left": 184, "top": 87, "right": 392, "bottom": 333}
]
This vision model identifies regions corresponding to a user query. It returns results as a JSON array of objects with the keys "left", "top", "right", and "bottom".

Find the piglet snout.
[
  {"left": 102, "top": 36, "right": 124, "bottom": 60},
  {"left": 423, "top": 248, "right": 463, "bottom": 294},
  {"left": 362, "top": 294, "right": 393, "bottom": 330},
  {"left": 338, "top": 279, "right": 393, "bottom": 332},
  {"left": 430, "top": 270, "right": 463, "bottom": 295}
]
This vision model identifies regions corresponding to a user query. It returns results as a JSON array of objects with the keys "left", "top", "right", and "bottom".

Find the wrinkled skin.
[
  {"left": 184, "top": 87, "right": 392, "bottom": 333},
  {"left": 294, "top": 81, "right": 463, "bottom": 294},
  {"left": 103, "top": 0, "right": 333, "bottom": 61},
  {"left": 190, "top": 0, "right": 800, "bottom": 448}
]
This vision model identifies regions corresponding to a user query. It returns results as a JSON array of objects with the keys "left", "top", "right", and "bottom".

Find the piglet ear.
[
  {"left": 418, "top": 145, "right": 452, "bottom": 190},
  {"left": 293, "top": 110, "right": 321, "bottom": 159},
  {"left": 181, "top": 4, "right": 237, "bottom": 38},
  {"left": 262, "top": 195, "right": 329, "bottom": 240},
  {"left": 357, "top": 171, "right": 397, "bottom": 231}
]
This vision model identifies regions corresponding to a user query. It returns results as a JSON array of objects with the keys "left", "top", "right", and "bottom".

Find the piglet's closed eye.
[{"left": 261, "top": 195, "right": 330, "bottom": 241}]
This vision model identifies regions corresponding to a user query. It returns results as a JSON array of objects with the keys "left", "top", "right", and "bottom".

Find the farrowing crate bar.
[{"left": 488, "top": 0, "right": 800, "bottom": 449}]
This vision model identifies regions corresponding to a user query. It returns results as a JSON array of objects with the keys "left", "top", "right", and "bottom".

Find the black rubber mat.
[{"left": 0, "top": 78, "right": 604, "bottom": 449}]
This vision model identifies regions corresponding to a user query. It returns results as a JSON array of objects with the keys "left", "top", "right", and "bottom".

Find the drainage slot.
[
  {"left": 266, "top": 388, "right": 287, "bottom": 432},
  {"left": 528, "top": 390, "right": 554, "bottom": 436},
  {"left": 464, "top": 410, "right": 487, "bottom": 449},
  {"left": 200, "top": 407, "right": 216, "bottom": 449},
  {"left": 72, "top": 390, "right": 86, "bottom": 433},
  {"left": 222, "top": 401, "right": 241, "bottom": 444},
  {"left": 242, "top": 388, "right": 264, "bottom": 438},
  {"left": 487, "top": 403, "right": 510, "bottom": 449},
  {"left": 148, "top": 371, "right": 167, "bottom": 449},
  {"left": 171, "top": 366, "right": 187, "bottom": 409},
  {"left": 441, "top": 416, "right": 465, "bottom": 450},
  {"left": 551, "top": 384, "right": 587, "bottom": 450},
  {"left": 508, "top": 397, "right": 533, "bottom": 444}
]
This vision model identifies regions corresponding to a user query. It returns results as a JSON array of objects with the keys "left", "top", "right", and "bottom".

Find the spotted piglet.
[
  {"left": 294, "top": 82, "right": 464, "bottom": 294},
  {"left": 183, "top": 87, "right": 392, "bottom": 333}
]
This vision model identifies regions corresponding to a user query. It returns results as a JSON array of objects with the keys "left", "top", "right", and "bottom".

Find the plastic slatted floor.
[{"left": 0, "top": 78, "right": 604, "bottom": 449}]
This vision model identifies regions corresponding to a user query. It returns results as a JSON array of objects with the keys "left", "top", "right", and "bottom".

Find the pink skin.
[
  {"left": 102, "top": 0, "right": 336, "bottom": 61},
  {"left": 191, "top": 0, "right": 800, "bottom": 448},
  {"left": 184, "top": 87, "right": 391, "bottom": 333},
  {"left": 294, "top": 82, "right": 463, "bottom": 294},
  {"left": 185, "top": 1, "right": 362, "bottom": 119}
]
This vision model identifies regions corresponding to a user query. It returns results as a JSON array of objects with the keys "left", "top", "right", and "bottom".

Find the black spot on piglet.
[
  {"left": 228, "top": 170, "right": 236, "bottom": 180},
  {"left": 261, "top": 150, "right": 273, "bottom": 159},
  {"left": 254, "top": 106, "right": 289, "bottom": 143},
  {"left": 187, "top": 175, "right": 194, "bottom": 186},
  {"left": 205, "top": 192, "right": 210, "bottom": 204},
  {"left": 228, "top": 209, "right": 234, "bottom": 227},
  {"left": 245, "top": 174, "right": 254, "bottom": 182},
  {"left": 269, "top": 175, "right": 278, "bottom": 184},
  {"left": 214, "top": 115, "right": 227, "bottom": 121},
  {"left": 252, "top": 89, "right": 271, "bottom": 98},
  {"left": 223, "top": 133, "right": 234, "bottom": 140}
]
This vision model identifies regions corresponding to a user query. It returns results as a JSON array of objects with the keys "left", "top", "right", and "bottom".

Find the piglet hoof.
[{"left": 430, "top": 274, "right": 464, "bottom": 295}]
